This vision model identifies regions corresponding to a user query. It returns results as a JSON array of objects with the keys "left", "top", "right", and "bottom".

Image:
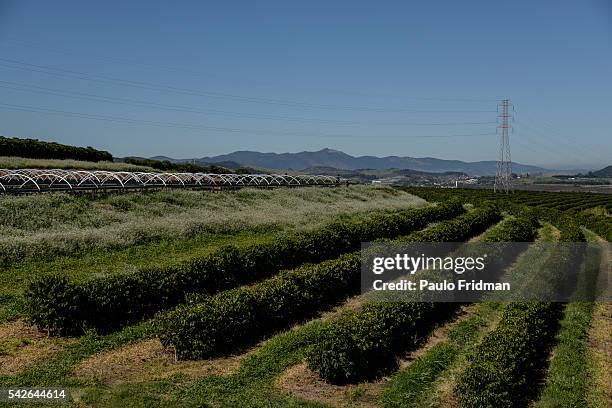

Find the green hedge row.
[
  {"left": 123, "top": 157, "right": 237, "bottom": 174},
  {"left": 305, "top": 213, "right": 539, "bottom": 384},
  {"left": 157, "top": 204, "right": 502, "bottom": 360},
  {"left": 529, "top": 205, "right": 609, "bottom": 241},
  {"left": 0, "top": 135, "right": 113, "bottom": 162},
  {"left": 454, "top": 224, "right": 586, "bottom": 408},
  {"left": 455, "top": 302, "right": 562, "bottom": 408},
  {"left": 158, "top": 251, "right": 361, "bottom": 359},
  {"left": 575, "top": 212, "right": 611, "bottom": 241},
  {"left": 26, "top": 201, "right": 463, "bottom": 335}
]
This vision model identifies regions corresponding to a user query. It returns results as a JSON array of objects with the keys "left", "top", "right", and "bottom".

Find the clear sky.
[{"left": 0, "top": 0, "right": 610, "bottom": 169}]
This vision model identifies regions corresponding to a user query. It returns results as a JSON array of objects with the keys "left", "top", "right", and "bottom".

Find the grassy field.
[
  {"left": 0, "top": 186, "right": 609, "bottom": 408},
  {"left": 0, "top": 186, "right": 423, "bottom": 266}
]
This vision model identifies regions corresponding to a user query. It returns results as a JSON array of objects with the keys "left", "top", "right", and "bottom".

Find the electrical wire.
[
  {"left": 0, "top": 36, "right": 498, "bottom": 103},
  {"left": 0, "top": 80, "right": 497, "bottom": 127},
  {"left": 0, "top": 58, "right": 497, "bottom": 113},
  {"left": 0, "top": 102, "right": 499, "bottom": 139}
]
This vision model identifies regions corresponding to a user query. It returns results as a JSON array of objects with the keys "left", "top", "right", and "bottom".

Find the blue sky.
[{"left": 0, "top": 0, "right": 610, "bottom": 169}]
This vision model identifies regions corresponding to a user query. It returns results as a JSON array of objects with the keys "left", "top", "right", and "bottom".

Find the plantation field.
[{"left": 0, "top": 186, "right": 609, "bottom": 407}]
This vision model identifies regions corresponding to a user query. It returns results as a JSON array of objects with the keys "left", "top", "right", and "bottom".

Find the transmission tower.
[{"left": 494, "top": 99, "right": 513, "bottom": 193}]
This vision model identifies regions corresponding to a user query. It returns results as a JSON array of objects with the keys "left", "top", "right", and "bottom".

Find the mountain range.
[
  {"left": 154, "top": 148, "right": 550, "bottom": 176},
  {"left": 591, "top": 165, "right": 612, "bottom": 177}
]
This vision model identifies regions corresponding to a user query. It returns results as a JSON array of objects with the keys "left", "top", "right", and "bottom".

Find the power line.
[
  {"left": 0, "top": 80, "right": 497, "bottom": 127},
  {"left": 511, "top": 128, "right": 588, "bottom": 167},
  {"left": 315, "top": 133, "right": 496, "bottom": 139},
  {"left": 0, "top": 36, "right": 498, "bottom": 103},
  {"left": 512, "top": 125, "right": 578, "bottom": 159},
  {"left": 0, "top": 102, "right": 498, "bottom": 139},
  {"left": 513, "top": 123, "right": 582, "bottom": 158},
  {"left": 511, "top": 120, "right": 604, "bottom": 168},
  {"left": 499, "top": 105, "right": 605, "bottom": 167},
  {"left": 519, "top": 119, "right": 604, "bottom": 159},
  {"left": 514, "top": 120, "right": 608, "bottom": 165},
  {"left": 512, "top": 107, "right": 607, "bottom": 162},
  {"left": 0, "top": 58, "right": 497, "bottom": 114}
]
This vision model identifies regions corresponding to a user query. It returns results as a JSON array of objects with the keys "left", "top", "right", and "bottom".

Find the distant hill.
[
  {"left": 181, "top": 148, "right": 550, "bottom": 176},
  {"left": 591, "top": 165, "right": 612, "bottom": 177}
]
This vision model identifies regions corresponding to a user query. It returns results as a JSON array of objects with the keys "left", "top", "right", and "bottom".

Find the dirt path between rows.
[
  {"left": 0, "top": 320, "right": 74, "bottom": 376},
  {"left": 587, "top": 235, "right": 611, "bottom": 408}
]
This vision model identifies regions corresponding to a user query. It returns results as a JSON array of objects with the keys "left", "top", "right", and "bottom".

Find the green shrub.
[
  {"left": 456, "top": 302, "right": 562, "bottom": 408},
  {"left": 308, "top": 301, "right": 443, "bottom": 383},
  {"left": 159, "top": 252, "right": 362, "bottom": 359},
  {"left": 305, "top": 211, "right": 538, "bottom": 384},
  {"left": 575, "top": 212, "right": 611, "bottom": 241},
  {"left": 26, "top": 201, "right": 463, "bottom": 335},
  {"left": 158, "top": 205, "right": 501, "bottom": 361},
  {"left": 454, "top": 223, "right": 585, "bottom": 408},
  {"left": 24, "top": 275, "right": 85, "bottom": 336}
]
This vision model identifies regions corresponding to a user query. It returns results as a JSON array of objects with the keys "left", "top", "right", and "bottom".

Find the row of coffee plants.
[
  {"left": 26, "top": 201, "right": 464, "bottom": 335},
  {"left": 533, "top": 241, "right": 601, "bottom": 407},
  {"left": 531, "top": 206, "right": 610, "bottom": 241},
  {"left": 575, "top": 212, "right": 611, "bottom": 241},
  {"left": 454, "top": 222, "right": 586, "bottom": 408},
  {"left": 405, "top": 186, "right": 610, "bottom": 240},
  {"left": 544, "top": 198, "right": 611, "bottom": 212},
  {"left": 403, "top": 187, "right": 610, "bottom": 213},
  {"left": 305, "top": 212, "right": 539, "bottom": 384},
  {"left": 157, "top": 205, "right": 502, "bottom": 360}
]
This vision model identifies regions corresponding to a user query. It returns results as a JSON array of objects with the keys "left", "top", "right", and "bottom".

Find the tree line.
[
  {"left": 123, "top": 157, "right": 251, "bottom": 174},
  {"left": 0, "top": 135, "right": 113, "bottom": 162}
]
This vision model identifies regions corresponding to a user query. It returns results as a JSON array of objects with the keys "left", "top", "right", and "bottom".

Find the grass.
[
  {"left": 532, "top": 301, "right": 595, "bottom": 408},
  {"left": 0, "top": 186, "right": 423, "bottom": 267},
  {"left": 73, "top": 320, "right": 332, "bottom": 407},
  {"left": 533, "top": 229, "right": 610, "bottom": 408},
  {"left": 1, "top": 288, "right": 421, "bottom": 405},
  {"left": 0, "top": 337, "right": 32, "bottom": 356},
  {"left": 0, "top": 320, "right": 157, "bottom": 388},
  {"left": 586, "top": 299, "right": 612, "bottom": 408},
  {"left": 0, "top": 304, "right": 327, "bottom": 407}
]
